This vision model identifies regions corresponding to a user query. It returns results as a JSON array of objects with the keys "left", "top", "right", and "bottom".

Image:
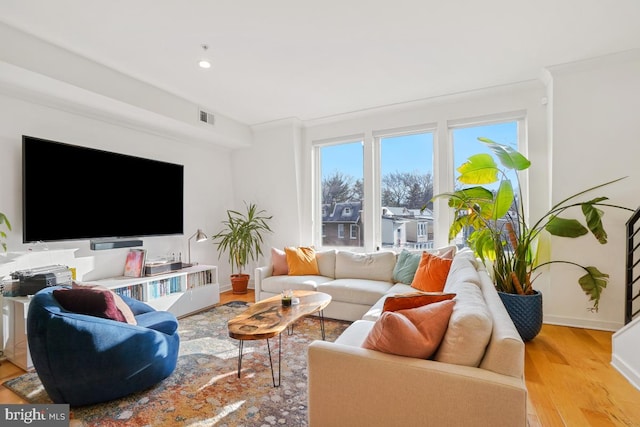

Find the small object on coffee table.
[{"left": 281, "top": 289, "right": 293, "bottom": 307}]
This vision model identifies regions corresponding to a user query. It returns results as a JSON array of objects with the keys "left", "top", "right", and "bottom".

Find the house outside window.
[{"left": 318, "top": 140, "right": 364, "bottom": 247}]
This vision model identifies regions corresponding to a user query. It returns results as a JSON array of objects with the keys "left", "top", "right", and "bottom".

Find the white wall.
[
  {"left": 542, "top": 50, "right": 640, "bottom": 330},
  {"left": 228, "top": 119, "right": 305, "bottom": 283},
  {"left": 0, "top": 91, "right": 236, "bottom": 281}
]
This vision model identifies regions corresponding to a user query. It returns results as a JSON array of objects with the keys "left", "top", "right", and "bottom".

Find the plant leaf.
[
  {"left": 478, "top": 137, "right": 531, "bottom": 171},
  {"left": 578, "top": 266, "right": 609, "bottom": 312},
  {"left": 492, "top": 179, "right": 514, "bottom": 220},
  {"left": 545, "top": 216, "right": 588, "bottom": 238},
  {"left": 457, "top": 153, "right": 499, "bottom": 185},
  {"left": 582, "top": 202, "right": 607, "bottom": 244}
]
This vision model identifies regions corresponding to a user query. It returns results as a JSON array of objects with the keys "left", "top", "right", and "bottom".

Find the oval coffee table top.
[{"left": 228, "top": 290, "right": 331, "bottom": 340}]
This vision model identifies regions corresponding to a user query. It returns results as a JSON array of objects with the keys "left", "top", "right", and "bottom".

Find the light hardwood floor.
[{"left": 1, "top": 289, "right": 639, "bottom": 426}]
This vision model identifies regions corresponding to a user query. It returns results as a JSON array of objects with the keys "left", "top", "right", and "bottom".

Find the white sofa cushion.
[
  {"left": 444, "top": 250, "right": 482, "bottom": 288},
  {"left": 260, "top": 275, "right": 332, "bottom": 294},
  {"left": 478, "top": 272, "right": 525, "bottom": 378},
  {"left": 334, "top": 319, "right": 373, "bottom": 347},
  {"left": 362, "top": 283, "right": 415, "bottom": 321},
  {"left": 317, "top": 279, "right": 394, "bottom": 306},
  {"left": 335, "top": 251, "right": 396, "bottom": 282},
  {"left": 316, "top": 249, "right": 337, "bottom": 278},
  {"left": 434, "top": 280, "right": 493, "bottom": 367}
]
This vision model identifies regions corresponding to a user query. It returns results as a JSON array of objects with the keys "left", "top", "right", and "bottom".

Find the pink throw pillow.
[
  {"left": 271, "top": 247, "right": 289, "bottom": 276},
  {"left": 362, "top": 299, "right": 455, "bottom": 359}
]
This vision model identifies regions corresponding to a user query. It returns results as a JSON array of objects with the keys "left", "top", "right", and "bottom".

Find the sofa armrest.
[
  {"left": 308, "top": 341, "right": 527, "bottom": 427},
  {"left": 254, "top": 265, "right": 273, "bottom": 301}
]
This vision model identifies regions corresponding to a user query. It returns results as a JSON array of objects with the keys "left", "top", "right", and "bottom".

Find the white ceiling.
[{"left": 1, "top": 0, "right": 640, "bottom": 126}]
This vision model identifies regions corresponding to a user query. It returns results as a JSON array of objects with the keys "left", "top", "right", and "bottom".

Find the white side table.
[{"left": 2, "top": 297, "right": 33, "bottom": 371}]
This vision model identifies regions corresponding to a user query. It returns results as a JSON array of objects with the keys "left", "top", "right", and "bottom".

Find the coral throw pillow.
[
  {"left": 362, "top": 299, "right": 455, "bottom": 359},
  {"left": 410, "top": 252, "right": 453, "bottom": 292},
  {"left": 271, "top": 247, "right": 289, "bottom": 276},
  {"left": 285, "top": 246, "right": 320, "bottom": 275},
  {"left": 53, "top": 288, "right": 128, "bottom": 323},
  {"left": 382, "top": 291, "right": 456, "bottom": 312}
]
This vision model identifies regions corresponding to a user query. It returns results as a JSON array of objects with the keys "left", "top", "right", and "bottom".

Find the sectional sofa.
[{"left": 254, "top": 247, "right": 528, "bottom": 427}]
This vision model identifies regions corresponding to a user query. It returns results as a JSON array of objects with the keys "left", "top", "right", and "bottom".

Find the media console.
[
  {"left": 93, "top": 264, "right": 220, "bottom": 318},
  {"left": 2, "top": 265, "right": 219, "bottom": 370}
]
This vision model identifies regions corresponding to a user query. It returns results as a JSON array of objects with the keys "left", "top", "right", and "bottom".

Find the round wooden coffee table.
[{"left": 228, "top": 290, "right": 331, "bottom": 387}]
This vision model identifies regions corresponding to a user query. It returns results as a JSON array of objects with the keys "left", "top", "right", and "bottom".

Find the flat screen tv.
[{"left": 23, "top": 135, "right": 184, "bottom": 243}]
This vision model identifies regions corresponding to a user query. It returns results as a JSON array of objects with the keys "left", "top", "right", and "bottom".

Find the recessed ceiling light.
[{"left": 198, "top": 44, "right": 212, "bottom": 69}]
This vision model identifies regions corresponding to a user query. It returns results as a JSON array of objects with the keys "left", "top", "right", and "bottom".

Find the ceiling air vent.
[{"left": 199, "top": 109, "right": 215, "bottom": 126}]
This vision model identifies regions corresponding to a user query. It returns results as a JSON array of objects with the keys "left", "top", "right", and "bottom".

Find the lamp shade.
[
  {"left": 188, "top": 229, "right": 208, "bottom": 264},
  {"left": 194, "top": 229, "right": 208, "bottom": 242}
]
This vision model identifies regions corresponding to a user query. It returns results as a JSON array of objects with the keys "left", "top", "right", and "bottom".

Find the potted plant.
[
  {"left": 211, "top": 202, "right": 273, "bottom": 294},
  {"left": 0, "top": 212, "right": 11, "bottom": 252},
  {"left": 433, "top": 138, "right": 632, "bottom": 340}
]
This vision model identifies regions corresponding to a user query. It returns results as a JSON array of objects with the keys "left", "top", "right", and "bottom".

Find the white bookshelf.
[{"left": 94, "top": 265, "right": 220, "bottom": 318}]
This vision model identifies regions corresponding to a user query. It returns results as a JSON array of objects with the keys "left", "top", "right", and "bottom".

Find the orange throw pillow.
[
  {"left": 383, "top": 292, "right": 456, "bottom": 312},
  {"left": 285, "top": 246, "right": 320, "bottom": 275},
  {"left": 410, "top": 252, "right": 453, "bottom": 292},
  {"left": 362, "top": 299, "right": 455, "bottom": 359}
]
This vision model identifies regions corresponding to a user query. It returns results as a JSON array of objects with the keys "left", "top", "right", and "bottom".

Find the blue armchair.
[{"left": 27, "top": 286, "right": 180, "bottom": 407}]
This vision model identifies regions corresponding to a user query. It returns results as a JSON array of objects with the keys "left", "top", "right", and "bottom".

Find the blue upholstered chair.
[{"left": 27, "top": 286, "right": 180, "bottom": 407}]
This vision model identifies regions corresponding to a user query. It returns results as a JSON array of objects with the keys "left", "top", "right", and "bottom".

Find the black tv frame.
[{"left": 22, "top": 135, "right": 185, "bottom": 246}]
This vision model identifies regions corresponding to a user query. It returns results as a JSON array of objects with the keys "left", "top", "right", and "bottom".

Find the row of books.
[
  {"left": 148, "top": 277, "right": 182, "bottom": 299},
  {"left": 186, "top": 270, "right": 213, "bottom": 289},
  {"left": 113, "top": 284, "right": 144, "bottom": 300}
]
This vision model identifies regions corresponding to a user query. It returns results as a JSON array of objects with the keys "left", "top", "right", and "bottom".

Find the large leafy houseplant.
[
  {"left": 435, "top": 138, "right": 631, "bottom": 312},
  {"left": 0, "top": 212, "right": 11, "bottom": 252},
  {"left": 211, "top": 202, "right": 272, "bottom": 293}
]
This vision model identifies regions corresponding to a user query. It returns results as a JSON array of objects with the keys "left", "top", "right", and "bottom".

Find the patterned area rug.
[{"left": 3, "top": 301, "right": 351, "bottom": 426}]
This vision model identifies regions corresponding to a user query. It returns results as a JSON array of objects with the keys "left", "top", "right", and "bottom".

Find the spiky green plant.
[
  {"left": 211, "top": 202, "right": 273, "bottom": 275},
  {"left": 433, "top": 138, "right": 632, "bottom": 312},
  {"left": 0, "top": 212, "right": 11, "bottom": 252}
]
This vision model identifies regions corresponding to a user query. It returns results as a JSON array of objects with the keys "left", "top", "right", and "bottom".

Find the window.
[
  {"left": 312, "top": 115, "right": 523, "bottom": 251},
  {"left": 418, "top": 222, "right": 427, "bottom": 237},
  {"left": 318, "top": 140, "right": 364, "bottom": 247},
  {"left": 350, "top": 224, "right": 358, "bottom": 240},
  {"left": 451, "top": 121, "right": 521, "bottom": 248},
  {"left": 379, "top": 131, "right": 433, "bottom": 250}
]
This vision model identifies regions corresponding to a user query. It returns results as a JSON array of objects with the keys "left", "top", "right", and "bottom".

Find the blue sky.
[{"left": 321, "top": 121, "right": 519, "bottom": 182}]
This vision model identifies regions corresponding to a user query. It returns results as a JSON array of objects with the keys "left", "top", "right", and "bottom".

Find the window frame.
[{"left": 310, "top": 112, "right": 527, "bottom": 252}]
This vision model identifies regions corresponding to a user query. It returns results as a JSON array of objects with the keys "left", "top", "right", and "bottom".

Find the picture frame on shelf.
[{"left": 123, "top": 248, "right": 146, "bottom": 278}]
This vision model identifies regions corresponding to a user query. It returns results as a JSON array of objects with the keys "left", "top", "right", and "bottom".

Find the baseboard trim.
[
  {"left": 611, "top": 355, "right": 640, "bottom": 391},
  {"left": 543, "top": 315, "right": 622, "bottom": 332}
]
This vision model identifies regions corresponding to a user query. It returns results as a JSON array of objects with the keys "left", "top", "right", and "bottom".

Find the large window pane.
[
  {"left": 380, "top": 132, "right": 434, "bottom": 249},
  {"left": 320, "top": 141, "right": 364, "bottom": 247},
  {"left": 452, "top": 121, "right": 519, "bottom": 248}
]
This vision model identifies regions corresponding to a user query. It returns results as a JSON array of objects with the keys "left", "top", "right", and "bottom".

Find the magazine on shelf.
[{"left": 123, "top": 248, "right": 146, "bottom": 278}]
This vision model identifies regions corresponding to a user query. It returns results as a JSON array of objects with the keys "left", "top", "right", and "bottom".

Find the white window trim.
[{"left": 309, "top": 107, "right": 531, "bottom": 252}]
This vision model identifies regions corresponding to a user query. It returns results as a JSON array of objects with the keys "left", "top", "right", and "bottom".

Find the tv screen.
[{"left": 23, "top": 135, "right": 184, "bottom": 243}]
